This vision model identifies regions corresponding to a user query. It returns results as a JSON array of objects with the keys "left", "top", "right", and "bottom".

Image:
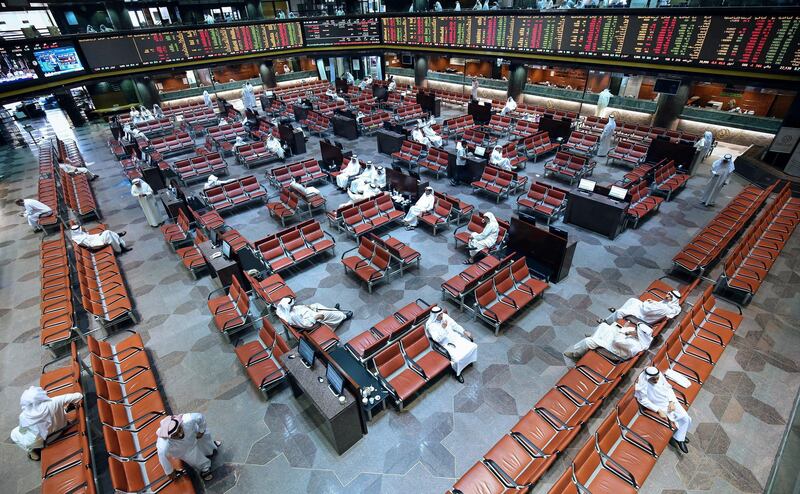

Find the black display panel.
[
  {"left": 79, "top": 36, "right": 141, "bottom": 71},
  {"left": 0, "top": 45, "right": 38, "bottom": 86},
  {"left": 78, "top": 22, "right": 304, "bottom": 71},
  {"left": 382, "top": 14, "right": 800, "bottom": 74},
  {"left": 303, "top": 17, "right": 381, "bottom": 46}
]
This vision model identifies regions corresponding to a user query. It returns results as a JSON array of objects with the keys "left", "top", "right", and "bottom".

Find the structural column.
[
  {"left": 105, "top": 2, "right": 134, "bottom": 30},
  {"left": 134, "top": 77, "right": 161, "bottom": 107},
  {"left": 259, "top": 61, "right": 277, "bottom": 88},
  {"left": 53, "top": 88, "right": 86, "bottom": 127},
  {"left": 651, "top": 80, "right": 690, "bottom": 130},
  {"left": 414, "top": 56, "right": 428, "bottom": 87},
  {"left": 507, "top": 63, "right": 527, "bottom": 100}
]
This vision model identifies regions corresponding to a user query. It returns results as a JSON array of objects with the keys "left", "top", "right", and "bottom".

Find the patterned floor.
[{"left": 0, "top": 103, "right": 798, "bottom": 494}]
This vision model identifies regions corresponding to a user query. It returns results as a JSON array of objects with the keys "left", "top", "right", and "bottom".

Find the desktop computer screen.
[
  {"left": 298, "top": 338, "right": 315, "bottom": 368},
  {"left": 326, "top": 363, "right": 345, "bottom": 396}
]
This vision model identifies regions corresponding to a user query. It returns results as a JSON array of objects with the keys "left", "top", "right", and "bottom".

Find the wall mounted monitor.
[
  {"left": 654, "top": 78, "right": 681, "bottom": 95},
  {"left": 33, "top": 43, "right": 84, "bottom": 77},
  {"left": 0, "top": 46, "right": 38, "bottom": 86},
  {"left": 79, "top": 36, "right": 142, "bottom": 72},
  {"left": 304, "top": 17, "right": 380, "bottom": 46}
]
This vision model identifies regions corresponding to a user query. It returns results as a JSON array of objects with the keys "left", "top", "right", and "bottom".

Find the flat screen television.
[
  {"left": 298, "top": 338, "right": 315, "bottom": 368},
  {"left": 33, "top": 45, "right": 84, "bottom": 77},
  {"left": 654, "top": 78, "right": 681, "bottom": 95},
  {"left": 326, "top": 363, "right": 345, "bottom": 396}
]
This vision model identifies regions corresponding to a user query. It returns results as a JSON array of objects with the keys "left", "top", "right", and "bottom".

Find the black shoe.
[
  {"left": 463, "top": 259, "right": 474, "bottom": 265},
  {"left": 678, "top": 441, "right": 688, "bottom": 453},
  {"left": 118, "top": 231, "right": 127, "bottom": 237},
  {"left": 456, "top": 375, "right": 464, "bottom": 383},
  {"left": 120, "top": 246, "right": 133, "bottom": 253},
  {"left": 596, "top": 318, "right": 604, "bottom": 325},
  {"left": 344, "top": 310, "right": 353, "bottom": 320},
  {"left": 334, "top": 303, "right": 341, "bottom": 310},
  {"left": 608, "top": 307, "right": 615, "bottom": 313}
]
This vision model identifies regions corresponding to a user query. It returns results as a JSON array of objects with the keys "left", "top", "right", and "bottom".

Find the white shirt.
[
  {"left": 635, "top": 372, "right": 677, "bottom": 413},
  {"left": 156, "top": 413, "right": 207, "bottom": 475},
  {"left": 23, "top": 198, "right": 52, "bottom": 218}
]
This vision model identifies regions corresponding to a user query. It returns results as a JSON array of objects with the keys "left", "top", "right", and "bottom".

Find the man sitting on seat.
[
  {"left": 402, "top": 186, "right": 435, "bottom": 230},
  {"left": 489, "top": 145, "right": 512, "bottom": 171},
  {"left": 603, "top": 290, "right": 682, "bottom": 325},
  {"left": 265, "top": 133, "right": 286, "bottom": 160},
  {"left": 422, "top": 116, "right": 443, "bottom": 147},
  {"left": 59, "top": 161, "right": 99, "bottom": 181},
  {"left": 635, "top": 367, "right": 692, "bottom": 454},
  {"left": 16, "top": 198, "right": 53, "bottom": 231},
  {"left": 564, "top": 319, "right": 652, "bottom": 361},
  {"left": 70, "top": 224, "right": 131, "bottom": 253},
  {"left": 335, "top": 154, "right": 362, "bottom": 189},
  {"left": 156, "top": 413, "right": 221, "bottom": 481},
  {"left": 12, "top": 386, "right": 83, "bottom": 461},
  {"left": 425, "top": 306, "right": 477, "bottom": 383},
  {"left": 465, "top": 212, "right": 499, "bottom": 264},
  {"left": 276, "top": 297, "right": 352, "bottom": 330},
  {"left": 500, "top": 96, "right": 517, "bottom": 116}
]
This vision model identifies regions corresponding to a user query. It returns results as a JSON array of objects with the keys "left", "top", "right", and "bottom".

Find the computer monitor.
[
  {"left": 609, "top": 185, "right": 628, "bottom": 200},
  {"left": 578, "top": 178, "right": 596, "bottom": 192},
  {"left": 298, "top": 338, "right": 315, "bottom": 368},
  {"left": 220, "top": 239, "right": 232, "bottom": 259},
  {"left": 326, "top": 363, "right": 345, "bottom": 397},
  {"left": 474, "top": 146, "right": 486, "bottom": 157}
]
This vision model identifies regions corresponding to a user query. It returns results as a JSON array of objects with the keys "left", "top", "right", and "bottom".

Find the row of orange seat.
[
  {"left": 37, "top": 145, "right": 60, "bottom": 229},
  {"left": 718, "top": 183, "right": 799, "bottom": 304},
  {"left": 451, "top": 276, "right": 693, "bottom": 494},
  {"left": 87, "top": 332, "right": 196, "bottom": 493},
  {"left": 40, "top": 227, "right": 77, "bottom": 350},
  {"left": 547, "top": 284, "right": 740, "bottom": 493}
]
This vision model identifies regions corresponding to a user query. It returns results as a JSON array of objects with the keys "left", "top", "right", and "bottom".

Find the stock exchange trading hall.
[{"left": 1, "top": 2, "right": 799, "bottom": 494}]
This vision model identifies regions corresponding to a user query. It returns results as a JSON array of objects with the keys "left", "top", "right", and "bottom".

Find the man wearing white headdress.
[
  {"left": 425, "top": 306, "right": 477, "bottom": 382},
  {"left": 388, "top": 76, "right": 397, "bottom": 92},
  {"left": 276, "top": 297, "right": 351, "bottom": 330},
  {"left": 500, "top": 96, "right": 517, "bottom": 116},
  {"left": 490, "top": 145, "right": 512, "bottom": 171},
  {"left": 203, "top": 90, "right": 213, "bottom": 108},
  {"left": 70, "top": 224, "right": 130, "bottom": 253},
  {"left": 12, "top": 386, "right": 82, "bottom": 460},
  {"left": 348, "top": 176, "right": 380, "bottom": 203},
  {"left": 357, "top": 160, "right": 378, "bottom": 183},
  {"left": 129, "top": 106, "right": 141, "bottom": 123},
  {"left": 635, "top": 367, "right": 692, "bottom": 453},
  {"left": 130, "top": 178, "right": 161, "bottom": 227},
  {"left": 204, "top": 174, "right": 235, "bottom": 189},
  {"left": 455, "top": 0, "right": 462, "bottom": 10},
  {"left": 563, "top": 319, "right": 652, "bottom": 360},
  {"left": 59, "top": 161, "right": 99, "bottom": 180},
  {"left": 700, "top": 154, "right": 735, "bottom": 207},
  {"left": 466, "top": 212, "right": 499, "bottom": 263},
  {"left": 343, "top": 71, "right": 355, "bottom": 85},
  {"left": 265, "top": 133, "right": 285, "bottom": 159},
  {"left": 403, "top": 186, "right": 435, "bottom": 229},
  {"left": 595, "top": 88, "right": 612, "bottom": 116},
  {"left": 373, "top": 166, "right": 387, "bottom": 189},
  {"left": 16, "top": 198, "right": 52, "bottom": 231},
  {"left": 604, "top": 290, "right": 682, "bottom": 325},
  {"left": 411, "top": 124, "right": 430, "bottom": 147},
  {"left": 139, "top": 105, "right": 153, "bottom": 120},
  {"left": 471, "top": 78, "right": 479, "bottom": 101},
  {"left": 596, "top": 114, "right": 616, "bottom": 156},
  {"left": 336, "top": 154, "right": 362, "bottom": 189},
  {"left": 422, "top": 116, "right": 443, "bottom": 147},
  {"left": 359, "top": 75, "right": 373, "bottom": 91},
  {"left": 153, "top": 104, "right": 164, "bottom": 118},
  {"left": 156, "top": 413, "right": 221, "bottom": 481}
]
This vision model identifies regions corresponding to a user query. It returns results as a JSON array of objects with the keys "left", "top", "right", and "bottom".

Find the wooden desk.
[
  {"left": 376, "top": 129, "right": 406, "bottom": 156},
  {"left": 280, "top": 353, "right": 364, "bottom": 455},
  {"left": 564, "top": 189, "right": 628, "bottom": 240},
  {"left": 197, "top": 241, "right": 242, "bottom": 288},
  {"left": 332, "top": 115, "right": 358, "bottom": 140}
]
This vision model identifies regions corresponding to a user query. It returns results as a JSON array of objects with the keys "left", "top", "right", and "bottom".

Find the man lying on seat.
[
  {"left": 635, "top": 367, "right": 693, "bottom": 454},
  {"left": 603, "top": 289, "right": 682, "bottom": 325},
  {"left": 275, "top": 297, "right": 352, "bottom": 330},
  {"left": 59, "top": 161, "right": 99, "bottom": 181},
  {"left": 11, "top": 386, "right": 83, "bottom": 461},
  {"left": 563, "top": 319, "right": 652, "bottom": 361},
  {"left": 70, "top": 223, "right": 131, "bottom": 253},
  {"left": 425, "top": 306, "right": 477, "bottom": 383}
]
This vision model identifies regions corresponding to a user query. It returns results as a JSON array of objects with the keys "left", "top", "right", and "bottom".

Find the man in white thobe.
[
  {"left": 596, "top": 115, "right": 616, "bottom": 156},
  {"left": 156, "top": 414, "right": 220, "bottom": 481},
  {"left": 411, "top": 126, "right": 430, "bottom": 147},
  {"left": 276, "top": 297, "right": 351, "bottom": 330},
  {"left": 130, "top": 178, "right": 161, "bottom": 227},
  {"left": 265, "top": 133, "right": 285, "bottom": 159},
  {"left": 455, "top": 1, "right": 462, "bottom": 10},
  {"left": 336, "top": 155, "right": 362, "bottom": 189},
  {"left": 423, "top": 118, "right": 443, "bottom": 147},
  {"left": 204, "top": 174, "right": 235, "bottom": 189},
  {"left": 605, "top": 290, "right": 681, "bottom": 325},
  {"left": 343, "top": 71, "right": 355, "bottom": 85},
  {"left": 490, "top": 146, "right": 512, "bottom": 171},
  {"left": 471, "top": 79, "right": 479, "bottom": 101},
  {"left": 12, "top": 386, "right": 82, "bottom": 460},
  {"left": 139, "top": 105, "right": 153, "bottom": 121},
  {"left": 595, "top": 88, "right": 612, "bottom": 117},
  {"left": 388, "top": 76, "right": 397, "bottom": 92},
  {"left": 500, "top": 96, "right": 517, "bottom": 116},
  {"left": 700, "top": 154, "right": 735, "bottom": 207},
  {"left": 373, "top": 166, "right": 387, "bottom": 189},
  {"left": 359, "top": 75, "right": 373, "bottom": 91},
  {"left": 434, "top": 1, "right": 443, "bottom": 11},
  {"left": 403, "top": 187, "right": 435, "bottom": 229},
  {"left": 564, "top": 320, "right": 652, "bottom": 360},
  {"left": 635, "top": 367, "right": 692, "bottom": 453},
  {"left": 129, "top": 107, "right": 140, "bottom": 123},
  {"left": 16, "top": 198, "right": 53, "bottom": 230},
  {"left": 59, "top": 161, "right": 98, "bottom": 180},
  {"left": 357, "top": 161, "right": 378, "bottom": 184},
  {"left": 466, "top": 212, "right": 499, "bottom": 263},
  {"left": 153, "top": 104, "right": 164, "bottom": 118},
  {"left": 348, "top": 178, "right": 380, "bottom": 203},
  {"left": 425, "top": 306, "right": 477, "bottom": 382},
  {"left": 70, "top": 224, "right": 130, "bottom": 254},
  {"left": 203, "top": 90, "right": 213, "bottom": 108}
]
